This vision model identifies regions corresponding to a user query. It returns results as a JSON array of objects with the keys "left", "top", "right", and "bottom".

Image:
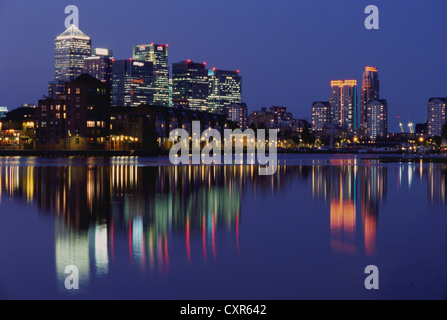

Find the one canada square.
[{"left": 49, "top": 24, "right": 92, "bottom": 97}]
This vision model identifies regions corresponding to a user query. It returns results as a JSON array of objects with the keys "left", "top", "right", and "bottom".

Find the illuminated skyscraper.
[
  {"left": 83, "top": 48, "right": 114, "bottom": 84},
  {"left": 361, "top": 66, "right": 380, "bottom": 134},
  {"left": 311, "top": 101, "right": 331, "bottom": 132},
  {"left": 427, "top": 97, "right": 447, "bottom": 137},
  {"left": 207, "top": 68, "right": 242, "bottom": 114},
  {"left": 54, "top": 25, "right": 92, "bottom": 82},
  {"left": 172, "top": 60, "right": 209, "bottom": 111},
  {"left": 329, "top": 80, "right": 358, "bottom": 131},
  {"left": 50, "top": 24, "right": 92, "bottom": 98},
  {"left": 366, "top": 99, "right": 388, "bottom": 140},
  {"left": 111, "top": 59, "right": 154, "bottom": 107},
  {"left": 133, "top": 44, "right": 169, "bottom": 106}
]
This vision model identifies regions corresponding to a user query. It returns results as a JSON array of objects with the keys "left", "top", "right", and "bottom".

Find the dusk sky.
[{"left": 1, "top": 0, "right": 447, "bottom": 130}]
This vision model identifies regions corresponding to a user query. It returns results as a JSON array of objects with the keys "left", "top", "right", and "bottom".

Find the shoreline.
[{"left": 0, "top": 150, "right": 445, "bottom": 163}]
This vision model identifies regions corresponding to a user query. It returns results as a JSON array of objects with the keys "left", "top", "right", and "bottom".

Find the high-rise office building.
[
  {"left": 427, "top": 97, "right": 447, "bottom": 137},
  {"left": 83, "top": 48, "right": 114, "bottom": 84},
  {"left": 311, "top": 101, "right": 331, "bottom": 132},
  {"left": 133, "top": 44, "right": 169, "bottom": 106},
  {"left": 366, "top": 99, "right": 388, "bottom": 140},
  {"left": 172, "top": 60, "right": 209, "bottom": 111},
  {"left": 361, "top": 66, "right": 380, "bottom": 133},
  {"left": 111, "top": 59, "right": 154, "bottom": 107},
  {"left": 329, "top": 80, "right": 358, "bottom": 131},
  {"left": 54, "top": 25, "right": 92, "bottom": 82},
  {"left": 50, "top": 24, "right": 92, "bottom": 98},
  {"left": 207, "top": 68, "right": 242, "bottom": 114}
]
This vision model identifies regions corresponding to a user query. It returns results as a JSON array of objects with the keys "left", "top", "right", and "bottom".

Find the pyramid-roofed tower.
[
  {"left": 56, "top": 24, "right": 90, "bottom": 40},
  {"left": 53, "top": 24, "right": 92, "bottom": 84}
]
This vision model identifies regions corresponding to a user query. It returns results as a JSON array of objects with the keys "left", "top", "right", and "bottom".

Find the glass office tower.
[
  {"left": 83, "top": 48, "right": 114, "bottom": 84},
  {"left": 172, "top": 60, "right": 209, "bottom": 111},
  {"left": 207, "top": 68, "right": 242, "bottom": 114},
  {"left": 133, "top": 44, "right": 169, "bottom": 106},
  {"left": 111, "top": 59, "right": 154, "bottom": 107}
]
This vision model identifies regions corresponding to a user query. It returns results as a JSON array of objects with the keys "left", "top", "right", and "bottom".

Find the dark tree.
[{"left": 301, "top": 126, "right": 315, "bottom": 145}]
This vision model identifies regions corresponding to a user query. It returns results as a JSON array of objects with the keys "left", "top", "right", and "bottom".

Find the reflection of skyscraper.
[
  {"left": 312, "top": 163, "right": 387, "bottom": 256},
  {"left": 360, "top": 165, "right": 387, "bottom": 256},
  {"left": 55, "top": 220, "right": 90, "bottom": 289},
  {"left": 92, "top": 224, "right": 109, "bottom": 275},
  {"left": 328, "top": 166, "right": 357, "bottom": 254},
  {"left": 1, "top": 162, "right": 309, "bottom": 277},
  {"left": 427, "top": 164, "right": 447, "bottom": 204}
]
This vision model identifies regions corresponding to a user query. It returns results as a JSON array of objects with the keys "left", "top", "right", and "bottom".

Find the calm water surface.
[{"left": 0, "top": 154, "right": 446, "bottom": 299}]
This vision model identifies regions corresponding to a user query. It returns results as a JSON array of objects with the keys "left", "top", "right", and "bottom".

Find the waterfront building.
[
  {"left": 37, "top": 74, "right": 110, "bottom": 150},
  {"left": 360, "top": 66, "right": 380, "bottom": 134},
  {"left": 427, "top": 97, "right": 447, "bottom": 137},
  {"left": 366, "top": 99, "right": 388, "bottom": 140},
  {"left": 329, "top": 80, "right": 358, "bottom": 131},
  {"left": 311, "top": 101, "right": 331, "bottom": 132}
]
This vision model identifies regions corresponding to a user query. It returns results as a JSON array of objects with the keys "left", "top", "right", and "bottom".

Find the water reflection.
[{"left": 1, "top": 158, "right": 447, "bottom": 290}]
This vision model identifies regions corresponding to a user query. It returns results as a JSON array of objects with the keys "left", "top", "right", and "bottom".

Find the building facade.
[
  {"left": 37, "top": 74, "right": 110, "bottom": 150},
  {"left": 111, "top": 59, "right": 154, "bottom": 107},
  {"left": 227, "top": 103, "right": 248, "bottom": 130},
  {"left": 207, "top": 69, "right": 242, "bottom": 114},
  {"left": 311, "top": 101, "right": 331, "bottom": 132},
  {"left": 360, "top": 66, "right": 379, "bottom": 134},
  {"left": 0, "top": 106, "right": 8, "bottom": 118},
  {"left": 329, "top": 80, "right": 358, "bottom": 131},
  {"left": 366, "top": 99, "right": 388, "bottom": 140},
  {"left": 133, "top": 44, "right": 169, "bottom": 106},
  {"left": 83, "top": 48, "right": 114, "bottom": 84},
  {"left": 50, "top": 25, "right": 92, "bottom": 97},
  {"left": 427, "top": 97, "right": 447, "bottom": 137},
  {"left": 172, "top": 60, "right": 209, "bottom": 111},
  {"left": 110, "top": 105, "right": 231, "bottom": 150}
]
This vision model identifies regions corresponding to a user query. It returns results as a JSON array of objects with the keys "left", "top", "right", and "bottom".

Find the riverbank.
[{"left": 0, "top": 149, "right": 169, "bottom": 157}]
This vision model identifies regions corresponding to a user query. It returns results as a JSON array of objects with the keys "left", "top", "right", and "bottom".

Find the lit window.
[{"left": 87, "top": 121, "right": 95, "bottom": 128}]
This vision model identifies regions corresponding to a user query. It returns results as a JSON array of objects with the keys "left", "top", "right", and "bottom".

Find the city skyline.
[{"left": 2, "top": 1, "right": 447, "bottom": 131}]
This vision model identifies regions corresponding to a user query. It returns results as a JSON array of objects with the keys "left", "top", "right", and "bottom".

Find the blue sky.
[{"left": 1, "top": 0, "right": 447, "bottom": 130}]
